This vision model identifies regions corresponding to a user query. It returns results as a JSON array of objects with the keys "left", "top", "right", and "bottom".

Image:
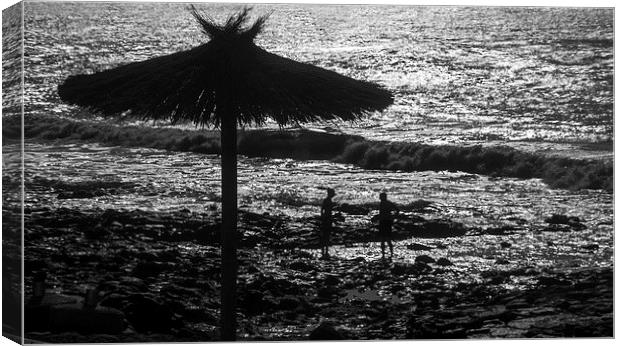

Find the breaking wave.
[
  {"left": 334, "top": 140, "right": 612, "bottom": 191},
  {"left": 6, "top": 114, "right": 612, "bottom": 192}
]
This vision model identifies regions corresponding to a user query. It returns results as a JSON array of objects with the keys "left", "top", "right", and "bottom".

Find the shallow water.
[
  {"left": 9, "top": 142, "right": 613, "bottom": 276},
  {"left": 14, "top": 143, "right": 612, "bottom": 225},
  {"left": 15, "top": 2, "right": 614, "bottom": 158}
]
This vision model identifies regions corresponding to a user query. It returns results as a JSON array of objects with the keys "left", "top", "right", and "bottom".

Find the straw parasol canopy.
[
  {"left": 58, "top": 6, "right": 393, "bottom": 341},
  {"left": 58, "top": 7, "right": 393, "bottom": 126}
]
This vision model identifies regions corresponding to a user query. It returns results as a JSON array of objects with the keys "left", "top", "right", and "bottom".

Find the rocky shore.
[{"left": 17, "top": 205, "right": 612, "bottom": 342}]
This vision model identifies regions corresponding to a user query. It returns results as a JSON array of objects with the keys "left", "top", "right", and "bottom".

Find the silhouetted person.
[
  {"left": 378, "top": 192, "right": 399, "bottom": 259},
  {"left": 320, "top": 188, "right": 336, "bottom": 258}
]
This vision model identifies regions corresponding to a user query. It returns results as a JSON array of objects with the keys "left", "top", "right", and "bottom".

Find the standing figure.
[
  {"left": 378, "top": 192, "right": 399, "bottom": 259},
  {"left": 320, "top": 188, "right": 336, "bottom": 258}
]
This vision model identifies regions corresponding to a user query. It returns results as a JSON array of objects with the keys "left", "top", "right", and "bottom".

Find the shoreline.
[
  {"left": 16, "top": 205, "right": 613, "bottom": 341},
  {"left": 3, "top": 114, "right": 614, "bottom": 192}
]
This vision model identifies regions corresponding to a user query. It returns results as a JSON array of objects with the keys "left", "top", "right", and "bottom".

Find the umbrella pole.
[{"left": 220, "top": 103, "right": 238, "bottom": 341}]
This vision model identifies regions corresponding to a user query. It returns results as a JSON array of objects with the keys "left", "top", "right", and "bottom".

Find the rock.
[
  {"left": 294, "top": 250, "right": 315, "bottom": 259},
  {"left": 415, "top": 255, "right": 436, "bottom": 264},
  {"left": 541, "top": 224, "right": 573, "bottom": 232},
  {"left": 82, "top": 225, "right": 111, "bottom": 239},
  {"left": 484, "top": 226, "right": 517, "bottom": 235},
  {"left": 49, "top": 306, "right": 126, "bottom": 334},
  {"left": 317, "top": 286, "right": 341, "bottom": 299},
  {"left": 407, "top": 199, "right": 436, "bottom": 213},
  {"left": 391, "top": 262, "right": 431, "bottom": 276},
  {"left": 407, "top": 243, "right": 433, "bottom": 251},
  {"left": 524, "top": 268, "right": 540, "bottom": 276},
  {"left": 25, "top": 260, "right": 48, "bottom": 275},
  {"left": 239, "top": 290, "right": 276, "bottom": 314},
  {"left": 481, "top": 270, "right": 508, "bottom": 279},
  {"left": 308, "top": 322, "right": 345, "bottom": 340},
  {"left": 545, "top": 214, "right": 576, "bottom": 225},
  {"left": 323, "top": 275, "right": 341, "bottom": 286},
  {"left": 258, "top": 276, "right": 301, "bottom": 296},
  {"left": 179, "top": 304, "right": 218, "bottom": 324},
  {"left": 289, "top": 261, "right": 316, "bottom": 273},
  {"left": 110, "top": 221, "right": 123, "bottom": 229},
  {"left": 412, "top": 262, "right": 433, "bottom": 273},
  {"left": 556, "top": 300, "right": 571, "bottom": 310},
  {"left": 98, "top": 293, "right": 127, "bottom": 310},
  {"left": 407, "top": 268, "right": 613, "bottom": 339},
  {"left": 436, "top": 258, "right": 453, "bottom": 266},
  {"left": 390, "top": 283, "right": 406, "bottom": 293},
  {"left": 57, "top": 190, "right": 96, "bottom": 199},
  {"left": 545, "top": 214, "right": 586, "bottom": 229},
  {"left": 407, "top": 315, "right": 466, "bottom": 339},
  {"left": 538, "top": 277, "right": 571, "bottom": 286},
  {"left": 581, "top": 244, "right": 599, "bottom": 251},
  {"left": 337, "top": 203, "right": 370, "bottom": 215},
  {"left": 390, "top": 264, "right": 407, "bottom": 276},
  {"left": 124, "top": 294, "right": 178, "bottom": 333},
  {"left": 570, "top": 222, "right": 587, "bottom": 230},
  {"left": 417, "top": 220, "right": 467, "bottom": 238},
  {"left": 442, "top": 328, "right": 468, "bottom": 338},
  {"left": 247, "top": 265, "right": 260, "bottom": 274},
  {"left": 136, "top": 252, "right": 158, "bottom": 262},
  {"left": 488, "top": 275, "right": 507, "bottom": 284},
  {"left": 277, "top": 295, "right": 302, "bottom": 311},
  {"left": 132, "top": 261, "right": 167, "bottom": 278},
  {"left": 118, "top": 276, "right": 148, "bottom": 292},
  {"left": 25, "top": 293, "right": 126, "bottom": 334},
  {"left": 26, "top": 294, "right": 82, "bottom": 332},
  {"left": 160, "top": 284, "right": 201, "bottom": 300},
  {"left": 77, "top": 253, "right": 104, "bottom": 264}
]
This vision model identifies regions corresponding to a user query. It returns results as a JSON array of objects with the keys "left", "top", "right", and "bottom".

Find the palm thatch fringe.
[
  {"left": 57, "top": 7, "right": 394, "bottom": 127},
  {"left": 191, "top": 6, "right": 269, "bottom": 41}
]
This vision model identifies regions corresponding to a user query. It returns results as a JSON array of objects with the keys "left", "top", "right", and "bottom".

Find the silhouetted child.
[
  {"left": 320, "top": 188, "right": 336, "bottom": 258},
  {"left": 378, "top": 192, "right": 399, "bottom": 259}
]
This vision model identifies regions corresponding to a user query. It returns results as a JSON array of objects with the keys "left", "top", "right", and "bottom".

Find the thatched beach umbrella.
[{"left": 58, "top": 6, "right": 393, "bottom": 340}]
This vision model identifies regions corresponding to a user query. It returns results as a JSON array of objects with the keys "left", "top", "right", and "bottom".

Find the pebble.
[
  {"left": 436, "top": 258, "right": 453, "bottom": 266},
  {"left": 415, "top": 255, "right": 436, "bottom": 264},
  {"left": 406, "top": 243, "right": 433, "bottom": 251},
  {"left": 309, "top": 322, "right": 345, "bottom": 340}
]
